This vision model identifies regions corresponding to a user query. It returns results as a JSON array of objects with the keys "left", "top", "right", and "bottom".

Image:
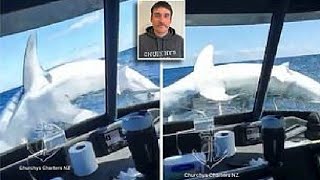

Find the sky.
[
  {"left": 165, "top": 20, "right": 320, "bottom": 68},
  {"left": 1, "top": 0, "right": 320, "bottom": 92}
]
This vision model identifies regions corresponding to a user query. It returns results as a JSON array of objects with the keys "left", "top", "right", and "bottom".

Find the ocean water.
[{"left": 163, "top": 54, "right": 320, "bottom": 121}]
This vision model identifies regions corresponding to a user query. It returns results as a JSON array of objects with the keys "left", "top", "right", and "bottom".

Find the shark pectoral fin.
[
  {"left": 193, "top": 44, "right": 215, "bottom": 76},
  {"left": 118, "top": 64, "right": 159, "bottom": 96},
  {"left": 23, "top": 33, "right": 50, "bottom": 92},
  {"left": 200, "top": 86, "right": 235, "bottom": 101},
  {"left": 272, "top": 62, "right": 293, "bottom": 83}
]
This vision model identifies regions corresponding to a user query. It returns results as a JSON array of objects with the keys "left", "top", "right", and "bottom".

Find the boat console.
[{"left": 163, "top": 111, "right": 320, "bottom": 179}]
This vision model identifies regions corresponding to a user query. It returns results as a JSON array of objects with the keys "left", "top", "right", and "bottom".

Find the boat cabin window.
[
  {"left": 0, "top": 1, "right": 160, "bottom": 154},
  {"left": 116, "top": 0, "right": 160, "bottom": 109},
  {"left": 0, "top": 10, "right": 105, "bottom": 153},
  {"left": 163, "top": 22, "right": 271, "bottom": 122},
  {"left": 263, "top": 19, "right": 320, "bottom": 112}
]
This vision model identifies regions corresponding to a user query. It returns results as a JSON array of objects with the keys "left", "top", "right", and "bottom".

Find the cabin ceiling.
[{"left": 1, "top": 0, "right": 320, "bottom": 36}]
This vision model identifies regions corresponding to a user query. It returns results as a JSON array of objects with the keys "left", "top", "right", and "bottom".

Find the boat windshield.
[
  {"left": 263, "top": 19, "right": 320, "bottom": 112},
  {"left": 164, "top": 15, "right": 320, "bottom": 128},
  {"left": 0, "top": 1, "right": 160, "bottom": 154},
  {"left": 0, "top": 10, "right": 106, "bottom": 153},
  {"left": 163, "top": 22, "right": 271, "bottom": 122}
]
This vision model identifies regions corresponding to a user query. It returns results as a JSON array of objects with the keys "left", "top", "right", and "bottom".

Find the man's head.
[{"left": 150, "top": 1, "right": 173, "bottom": 37}]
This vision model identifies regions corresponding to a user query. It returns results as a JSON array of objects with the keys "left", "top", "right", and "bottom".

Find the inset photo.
[{"left": 137, "top": 0, "right": 185, "bottom": 60}]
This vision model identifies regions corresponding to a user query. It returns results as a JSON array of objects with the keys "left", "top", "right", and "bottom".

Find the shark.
[
  {"left": 0, "top": 34, "right": 159, "bottom": 152},
  {"left": 162, "top": 44, "right": 320, "bottom": 114}
]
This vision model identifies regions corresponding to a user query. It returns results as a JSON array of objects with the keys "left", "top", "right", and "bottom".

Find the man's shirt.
[{"left": 139, "top": 26, "right": 184, "bottom": 59}]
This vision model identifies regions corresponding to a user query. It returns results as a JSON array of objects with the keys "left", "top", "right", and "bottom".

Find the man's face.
[{"left": 151, "top": 7, "right": 172, "bottom": 35}]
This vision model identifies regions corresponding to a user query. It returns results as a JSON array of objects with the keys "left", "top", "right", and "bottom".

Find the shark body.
[
  {"left": 0, "top": 34, "right": 158, "bottom": 151},
  {"left": 162, "top": 45, "right": 320, "bottom": 113}
]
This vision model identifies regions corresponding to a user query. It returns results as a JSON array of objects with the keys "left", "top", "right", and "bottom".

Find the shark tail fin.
[
  {"left": 193, "top": 44, "right": 215, "bottom": 76},
  {"left": 280, "top": 62, "right": 291, "bottom": 74},
  {"left": 23, "top": 33, "right": 50, "bottom": 92},
  {"left": 273, "top": 62, "right": 292, "bottom": 82},
  {"left": 280, "top": 62, "right": 290, "bottom": 69}
]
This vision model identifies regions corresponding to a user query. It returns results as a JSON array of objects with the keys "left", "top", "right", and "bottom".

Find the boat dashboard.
[
  {"left": 1, "top": 105, "right": 320, "bottom": 179},
  {"left": 163, "top": 111, "right": 320, "bottom": 179},
  {"left": 0, "top": 101, "right": 160, "bottom": 180}
]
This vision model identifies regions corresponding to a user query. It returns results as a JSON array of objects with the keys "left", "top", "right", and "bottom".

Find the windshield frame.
[{"left": 251, "top": 1, "right": 289, "bottom": 121}]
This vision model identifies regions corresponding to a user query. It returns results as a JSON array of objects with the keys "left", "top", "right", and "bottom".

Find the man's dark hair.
[{"left": 151, "top": 1, "right": 173, "bottom": 17}]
